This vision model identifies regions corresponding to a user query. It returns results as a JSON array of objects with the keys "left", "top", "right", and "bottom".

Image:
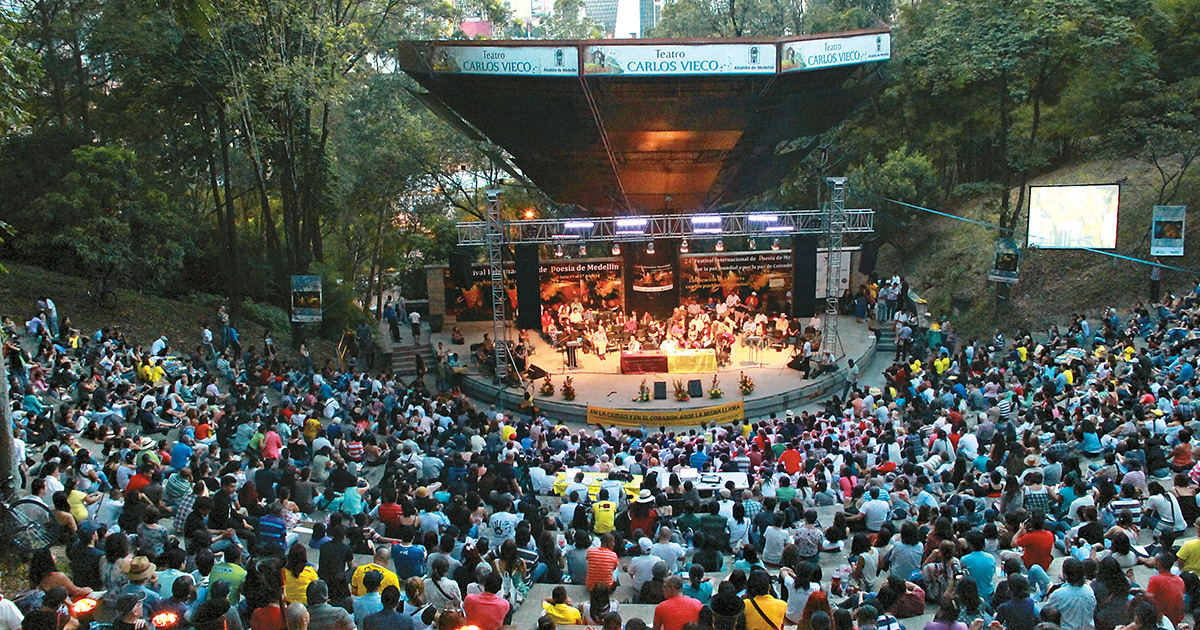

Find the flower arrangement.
[
  {"left": 709, "top": 374, "right": 723, "bottom": 399},
  {"left": 540, "top": 375, "right": 555, "bottom": 396},
  {"left": 561, "top": 376, "right": 576, "bottom": 400},
  {"left": 673, "top": 379, "right": 690, "bottom": 402},
  {"left": 634, "top": 379, "right": 651, "bottom": 402},
  {"left": 739, "top": 371, "right": 755, "bottom": 395}
]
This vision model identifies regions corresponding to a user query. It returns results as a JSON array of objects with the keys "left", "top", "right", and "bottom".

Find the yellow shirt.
[
  {"left": 934, "top": 357, "right": 950, "bottom": 374},
  {"left": 1017, "top": 346, "right": 1028, "bottom": 362},
  {"left": 593, "top": 501, "right": 617, "bottom": 534},
  {"left": 1065, "top": 370, "right": 1074, "bottom": 385},
  {"left": 67, "top": 489, "right": 89, "bottom": 523},
  {"left": 1177, "top": 539, "right": 1200, "bottom": 573},
  {"left": 501, "top": 425, "right": 517, "bottom": 441},
  {"left": 283, "top": 565, "right": 318, "bottom": 604},
  {"left": 542, "top": 602, "right": 582, "bottom": 625},
  {"left": 351, "top": 563, "right": 399, "bottom": 596},
  {"left": 743, "top": 596, "right": 788, "bottom": 630}
]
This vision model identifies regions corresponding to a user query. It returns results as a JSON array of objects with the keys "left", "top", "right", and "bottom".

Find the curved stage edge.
[{"left": 451, "top": 328, "right": 877, "bottom": 426}]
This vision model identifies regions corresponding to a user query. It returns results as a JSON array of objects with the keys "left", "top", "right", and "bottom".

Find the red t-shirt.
[
  {"left": 196, "top": 422, "right": 211, "bottom": 441},
  {"left": 250, "top": 604, "right": 286, "bottom": 630},
  {"left": 464, "top": 592, "right": 511, "bottom": 630},
  {"left": 1148, "top": 573, "right": 1185, "bottom": 625},
  {"left": 779, "top": 450, "right": 802, "bottom": 475},
  {"left": 125, "top": 473, "right": 151, "bottom": 497},
  {"left": 1018, "top": 530, "right": 1055, "bottom": 570},
  {"left": 585, "top": 547, "right": 619, "bottom": 590},
  {"left": 654, "top": 596, "right": 702, "bottom": 630},
  {"left": 378, "top": 502, "right": 404, "bottom": 528}
]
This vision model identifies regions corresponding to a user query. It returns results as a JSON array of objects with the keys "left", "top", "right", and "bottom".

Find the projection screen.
[{"left": 1027, "top": 184, "right": 1120, "bottom": 249}]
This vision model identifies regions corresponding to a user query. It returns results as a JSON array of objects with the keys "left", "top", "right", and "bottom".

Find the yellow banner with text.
[{"left": 586, "top": 401, "right": 745, "bottom": 427}]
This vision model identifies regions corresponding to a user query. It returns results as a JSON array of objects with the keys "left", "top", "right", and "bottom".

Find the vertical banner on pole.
[
  {"left": 291, "top": 275, "right": 323, "bottom": 322},
  {"left": 1152, "top": 206, "right": 1187, "bottom": 257}
]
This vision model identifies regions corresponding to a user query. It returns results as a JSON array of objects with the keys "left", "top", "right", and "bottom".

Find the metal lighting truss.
[
  {"left": 822, "top": 177, "right": 848, "bottom": 360},
  {"left": 484, "top": 190, "right": 511, "bottom": 386},
  {"left": 456, "top": 208, "right": 874, "bottom": 245}
]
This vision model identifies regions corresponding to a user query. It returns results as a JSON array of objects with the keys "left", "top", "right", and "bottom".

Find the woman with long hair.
[
  {"left": 282, "top": 542, "right": 318, "bottom": 605},
  {"left": 797, "top": 590, "right": 832, "bottom": 630},
  {"left": 28, "top": 547, "right": 92, "bottom": 599},
  {"left": 1094, "top": 556, "right": 1133, "bottom": 630},
  {"left": 921, "top": 600, "right": 968, "bottom": 630},
  {"left": 493, "top": 539, "right": 529, "bottom": 606},
  {"left": 848, "top": 532, "right": 879, "bottom": 593},
  {"left": 580, "top": 582, "right": 621, "bottom": 625}
]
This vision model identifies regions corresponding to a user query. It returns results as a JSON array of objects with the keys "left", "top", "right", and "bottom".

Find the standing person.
[
  {"left": 201, "top": 325, "right": 217, "bottom": 360},
  {"left": 1150, "top": 260, "right": 1163, "bottom": 303},
  {"left": 842, "top": 359, "right": 858, "bottom": 400},
  {"left": 409, "top": 309, "right": 421, "bottom": 345},
  {"left": 38, "top": 297, "right": 58, "bottom": 339},
  {"left": 384, "top": 303, "right": 400, "bottom": 344}
]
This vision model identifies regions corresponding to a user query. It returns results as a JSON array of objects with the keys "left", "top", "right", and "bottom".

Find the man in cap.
[{"left": 625, "top": 537, "right": 664, "bottom": 592}]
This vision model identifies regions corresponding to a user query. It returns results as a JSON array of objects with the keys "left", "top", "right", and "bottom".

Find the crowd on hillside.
[{"left": 7, "top": 276, "right": 1200, "bottom": 630}]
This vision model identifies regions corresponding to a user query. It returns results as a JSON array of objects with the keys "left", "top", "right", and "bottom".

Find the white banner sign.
[
  {"left": 583, "top": 44, "right": 777, "bottom": 75},
  {"left": 781, "top": 33, "right": 891, "bottom": 72},
  {"left": 1152, "top": 205, "right": 1187, "bottom": 257},
  {"left": 431, "top": 46, "right": 579, "bottom": 76}
]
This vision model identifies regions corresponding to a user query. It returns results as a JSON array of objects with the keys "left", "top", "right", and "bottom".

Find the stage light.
[
  {"left": 616, "top": 218, "right": 647, "bottom": 234},
  {"left": 612, "top": 243, "right": 621, "bottom": 256},
  {"left": 771, "top": 239, "right": 780, "bottom": 250},
  {"left": 523, "top": 209, "right": 535, "bottom": 220},
  {"left": 555, "top": 245, "right": 564, "bottom": 257},
  {"left": 694, "top": 227, "right": 723, "bottom": 234},
  {"left": 646, "top": 242, "right": 655, "bottom": 254},
  {"left": 564, "top": 221, "right": 595, "bottom": 229},
  {"left": 766, "top": 226, "right": 794, "bottom": 232},
  {"left": 715, "top": 240, "right": 724, "bottom": 252},
  {"left": 749, "top": 238, "right": 756, "bottom": 249},
  {"left": 680, "top": 239, "right": 689, "bottom": 253},
  {"left": 691, "top": 215, "right": 721, "bottom": 224},
  {"left": 578, "top": 244, "right": 587, "bottom": 256},
  {"left": 748, "top": 213, "right": 778, "bottom": 223}
]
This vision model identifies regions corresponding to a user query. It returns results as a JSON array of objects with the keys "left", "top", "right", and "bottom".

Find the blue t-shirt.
[
  {"left": 961, "top": 551, "right": 997, "bottom": 602},
  {"left": 171, "top": 442, "right": 194, "bottom": 469},
  {"left": 391, "top": 544, "right": 427, "bottom": 580}
]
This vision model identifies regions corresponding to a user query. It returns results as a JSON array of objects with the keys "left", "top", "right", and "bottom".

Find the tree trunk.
[
  {"left": 0, "top": 347, "right": 15, "bottom": 493},
  {"left": 217, "top": 106, "right": 240, "bottom": 265}
]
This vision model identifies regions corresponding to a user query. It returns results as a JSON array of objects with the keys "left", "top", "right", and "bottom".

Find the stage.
[{"left": 428, "top": 318, "right": 877, "bottom": 425}]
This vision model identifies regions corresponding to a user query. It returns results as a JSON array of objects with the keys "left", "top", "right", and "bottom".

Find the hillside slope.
[
  {"left": 876, "top": 157, "right": 1200, "bottom": 336},
  {"left": 0, "top": 261, "right": 336, "bottom": 361}
]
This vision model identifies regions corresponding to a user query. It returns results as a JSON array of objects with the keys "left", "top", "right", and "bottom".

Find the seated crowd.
[{"left": 9, "top": 278, "right": 1200, "bottom": 630}]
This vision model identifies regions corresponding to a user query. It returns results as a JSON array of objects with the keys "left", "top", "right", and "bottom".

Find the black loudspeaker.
[
  {"left": 449, "top": 248, "right": 474, "bottom": 288},
  {"left": 688, "top": 379, "right": 703, "bottom": 398},
  {"left": 858, "top": 238, "right": 879, "bottom": 274},
  {"left": 792, "top": 235, "right": 819, "bottom": 319},
  {"left": 527, "top": 364, "right": 548, "bottom": 381},
  {"left": 653, "top": 381, "right": 667, "bottom": 400},
  {"left": 515, "top": 244, "right": 542, "bottom": 330}
]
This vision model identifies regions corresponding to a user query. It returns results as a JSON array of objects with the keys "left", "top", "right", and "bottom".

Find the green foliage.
[
  {"left": 538, "top": 0, "right": 603, "bottom": 38},
  {"left": 848, "top": 146, "right": 940, "bottom": 224},
  {"left": 239, "top": 298, "right": 291, "bottom": 337},
  {"left": 32, "top": 146, "right": 191, "bottom": 292}
]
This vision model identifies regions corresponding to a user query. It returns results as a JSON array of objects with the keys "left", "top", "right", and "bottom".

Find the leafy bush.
[{"left": 239, "top": 298, "right": 291, "bottom": 337}]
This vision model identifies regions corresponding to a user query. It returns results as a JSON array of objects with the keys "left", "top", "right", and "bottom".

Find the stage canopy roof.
[{"left": 397, "top": 29, "right": 890, "bottom": 215}]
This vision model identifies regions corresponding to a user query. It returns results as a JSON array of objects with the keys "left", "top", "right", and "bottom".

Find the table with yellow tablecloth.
[
  {"left": 553, "top": 470, "right": 643, "bottom": 499},
  {"left": 665, "top": 349, "right": 718, "bottom": 373}
]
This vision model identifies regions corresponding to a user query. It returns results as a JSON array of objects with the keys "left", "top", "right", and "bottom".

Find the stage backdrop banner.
[
  {"left": 446, "top": 259, "right": 624, "bottom": 321},
  {"left": 681, "top": 251, "right": 792, "bottom": 314},
  {"left": 586, "top": 401, "right": 745, "bottom": 427},
  {"left": 1152, "top": 205, "right": 1187, "bottom": 257},
  {"left": 542, "top": 259, "right": 624, "bottom": 311}
]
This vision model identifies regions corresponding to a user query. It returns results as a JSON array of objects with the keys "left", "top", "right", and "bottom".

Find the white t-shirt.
[
  {"left": 651, "top": 541, "right": 686, "bottom": 574},
  {"left": 627, "top": 553, "right": 662, "bottom": 591},
  {"left": 0, "top": 597, "right": 23, "bottom": 630}
]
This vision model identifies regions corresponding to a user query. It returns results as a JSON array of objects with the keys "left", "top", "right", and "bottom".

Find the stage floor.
[{"left": 430, "top": 318, "right": 878, "bottom": 412}]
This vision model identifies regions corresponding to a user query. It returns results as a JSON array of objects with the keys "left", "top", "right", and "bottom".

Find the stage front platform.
[{"left": 431, "top": 318, "right": 877, "bottom": 426}]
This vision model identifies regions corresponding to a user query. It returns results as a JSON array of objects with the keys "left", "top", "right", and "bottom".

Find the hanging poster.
[
  {"left": 290, "top": 275, "right": 323, "bottom": 322},
  {"left": 680, "top": 251, "right": 792, "bottom": 313},
  {"left": 444, "top": 263, "right": 517, "bottom": 321},
  {"left": 1152, "top": 205, "right": 1187, "bottom": 257},
  {"left": 631, "top": 263, "right": 676, "bottom": 292},
  {"left": 987, "top": 238, "right": 1021, "bottom": 284}
]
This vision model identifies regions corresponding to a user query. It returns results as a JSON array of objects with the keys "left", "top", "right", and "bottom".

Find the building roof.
[{"left": 397, "top": 29, "right": 890, "bottom": 214}]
